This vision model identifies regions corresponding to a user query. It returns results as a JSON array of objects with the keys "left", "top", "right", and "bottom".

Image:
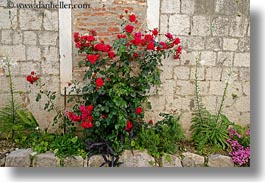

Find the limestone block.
[
  {"left": 209, "top": 81, "right": 226, "bottom": 96},
  {"left": 239, "top": 112, "right": 250, "bottom": 126},
  {"left": 39, "top": 32, "right": 58, "bottom": 46},
  {"left": 23, "top": 31, "right": 37, "bottom": 45},
  {"left": 63, "top": 156, "right": 84, "bottom": 167},
  {"left": 205, "top": 67, "right": 222, "bottom": 81},
  {"left": 211, "top": 17, "right": 230, "bottom": 36},
  {"left": 215, "top": 0, "right": 237, "bottom": 15},
  {"left": 161, "top": 0, "right": 180, "bottom": 14},
  {"left": 201, "top": 51, "right": 216, "bottom": 66},
  {"left": 234, "top": 96, "right": 250, "bottom": 112},
  {"left": 223, "top": 38, "right": 238, "bottom": 51},
  {"left": 88, "top": 155, "right": 108, "bottom": 167},
  {"left": 119, "top": 150, "right": 156, "bottom": 167},
  {"left": 239, "top": 67, "right": 250, "bottom": 81},
  {"left": 169, "top": 14, "right": 190, "bottom": 35},
  {"left": 238, "top": 38, "right": 250, "bottom": 52},
  {"left": 0, "top": 8, "right": 18, "bottom": 29},
  {"left": 191, "top": 16, "right": 211, "bottom": 36},
  {"left": 159, "top": 15, "right": 168, "bottom": 34},
  {"left": 194, "top": 0, "right": 215, "bottom": 14},
  {"left": 174, "top": 66, "right": 190, "bottom": 80},
  {"left": 206, "top": 37, "right": 222, "bottom": 51},
  {"left": 1, "top": 30, "right": 12, "bottom": 44},
  {"left": 242, "top": 81, "right": 250, "bottom": 96},
  {"left": 175, "top": 80, "right": 194, "bottom": 96},
  {"left": 33, "top": 152, "right": 60, "bottom": 167},
  {"left": 185, "top": 36, "right": 205, "bottom": 51},
  {"left": 234, "top": 53, "right": 250, "bottom": 67},
  {"left": 217, "top": 51, "right": 234, "bottom": 66},
  {"left": 1, "top": 45, "right": 26, "bottom": 62},
  {"left": 27, "top": 46, "right": 41, "bottom": 61},
  {"left": 181, "top": 0, "right": 195, "bottom": 14},
  {"left": 230, "top": 17, "right": 248, "bottom": 37},
  {"left": 161, "top": 65, "right": 174, "bottom": 80},
  {"left": 43, "top": 10, "right": 59, "bottom": 31},
  {"left": 5, "top": 148, "right": 32, "bottom": 167},
  {"left": 19, "top": 9, "right": 42, "bottom": 30},
  {"left": 19, "top": 61, "right": 41, "bottom": 75},
  {"left": 182, "top": 152, "right": 205, "bottom": 167},
  {"left": 208, "top": 154, "right": 234, "bottom": 167},
  {"left": 162, "top": 154, "right": 182, "bottom": 167}
]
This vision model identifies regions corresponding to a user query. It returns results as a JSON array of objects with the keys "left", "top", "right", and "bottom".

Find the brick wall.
[
  {"left": 71, "top": 0, "right": 146, "bottom": 81},
  {"left": 0, "top": 0, "right": 250, "bottom": 137}
]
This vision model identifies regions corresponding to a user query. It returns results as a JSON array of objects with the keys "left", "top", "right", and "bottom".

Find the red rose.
[
  {"left": 149, "top": 120, "right": 153, "bottom": 125},
  {"left": 129, "top": 13, "right": 137, "bottom": 22},
  {"left": 26, "top": 72, "right": 39, "bottom": 84},
  {"left": 125, "top": 120, "right": 133, "bottom": 132},
  {"left": 108, "top": 51, "right": 115, "bottom": 59},
  {"left": 125, "top": 25, "right": 134, "bottom": 33},
  {"left": 87, "top": 35, "right": 96, "bottom": 42},
  {"left": 86, "top": 54, "right": 97, "bottom": 64},
  {"left": 152, "top": 28, "right": 159, "bottom": 36},
  {"left": 146, "top": 42, "right": 155, "bottom": 50},
  {"left": 95, "top": 78, "right": 104, "bottom": 90},
  {"left": 74, "top": 32, "right": 79, "bottom": 38},
  {"left": 81, "top": 121, "right": 93, "bottom": 129},
  {"left": 165, "top": 32, "right": 173, "bottom": 40},
  {"left": 68, "top": 112, "right": 81, "bottom": 122},
  {"left": 90, "top": 29, "right": 97, "bottom": 36},
  {"left": 133, "top": 52, "right": 138, "bottom": 58},
  {"left": 173, "top": 37, "right": 180, "bottom": 45},
  {"left": 87, "top": 105, "right": 94, "bottom": 111},
  {"left": 135, "top": 107, "right": 143, "bottom": 114},
  {"left": 144, "top": 34, "right": 154, "bottom": 43}
]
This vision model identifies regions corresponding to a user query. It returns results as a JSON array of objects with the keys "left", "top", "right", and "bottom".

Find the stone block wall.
[
  {"left": 146, "top": 0, "right": 250, "bottom": 136},
  {"left": 0, "top": 0, "right": 61, "bottom": 130},
  {"left": 0, "top": 0, "right": 250, "bottom": 137}
]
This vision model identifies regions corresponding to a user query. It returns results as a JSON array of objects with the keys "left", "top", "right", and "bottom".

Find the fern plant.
[{"left": 190, "top": 54, "right": 232, "bottom": 151}]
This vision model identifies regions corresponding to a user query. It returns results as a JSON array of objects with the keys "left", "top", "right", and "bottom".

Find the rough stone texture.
[
  {"left": 182, "top": 152, "right": 205, "bottom": 167},
  {"left": 211, "top": 17, "right": 230, "bottom": 36},
  {"left": 161, "top": 0, "right": 180, "bottom": 14},
  {"left": 234, "top": 53, "right": 250, "bottom": 67},
  {"left": 119, "top": 150, "right": 155, "bottom": 167},
  {"left": 169, "top": 14, "right": 190, "bottom": 35},
  {"left": 23, "top": 31, "right": 37, "bottom": 45},
  {"left": 19, "top": 9, "right": 42, "bottom": 30},
  {"left": 5, "top": 149, "right": 32, "bottom": 167},
  {"left": 33, "top": 152, "right": 60, "bottom": 167},
  {"left": 181, "top": 0, "right": 195, "bottom": 14},
  {"left": 43, "top": 10, "right": 59, "bottom": 31},
  {"left": 39, "top": 32, "right": 58, "bottom": 46},
  {"left": 201, "top": 51, "right": 216, "bottom": 66},
  {"left": 0, "top": 8, "right": 18, "bottom": 29},
  {"left": 206, "top": 37, "right": 222, "bottom": 51},
  {"left": 207, "top": 154, "right": 234, "bottom": 167},
  {"left": 27, "top": 46, "right": 41, "bottom": 61},
  {"left": 229, "top": 17, "right": 248, "bottom": 37},
  {"left": 191, "top": 16, "right": 211, "bottom": 36},
  {"left": 63, "top": 156, "right": 84, "bottom": 167},
  {"left": 88, "top": 155, "right": 108, "bottom": 167},
  {"left": 223, "top": 38, "right": 238, "bottom": 51},
  {"left": 162, "top": 154, "right": 182, "bottom": 167}
]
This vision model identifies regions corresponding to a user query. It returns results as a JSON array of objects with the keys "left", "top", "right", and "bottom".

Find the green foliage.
[
  {"left": 190, "top": 55, "right": 232, "bottom": 151},
  {"left": 133, "top": 114, "right": 184, "bottom": 164},
  {"left": 15, "top": 131, "right": 86, "bottom": 160}
]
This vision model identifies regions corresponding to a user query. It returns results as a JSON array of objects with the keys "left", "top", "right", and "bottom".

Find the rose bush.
[{"left": 66, "top": 10, "right": 182, "bottom": 155}]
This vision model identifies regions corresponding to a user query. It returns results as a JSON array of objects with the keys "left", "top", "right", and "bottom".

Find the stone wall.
[
  {"left": 0, "top": 148, "right": 235, "bottom": 167},
  {"left": 146, "top": 0, "right": 250, "bottom": 136},
  {"left": 0, "top": 0, "right": 61, "bottom": 130},
  {"left": 0, "top": 0, "right": 250, "bottom": 136}
]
